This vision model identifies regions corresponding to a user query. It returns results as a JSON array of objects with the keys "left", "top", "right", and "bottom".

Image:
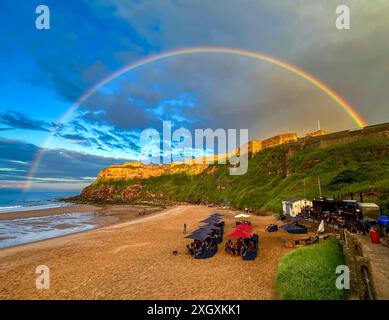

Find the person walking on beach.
[{"left": 183, "top": 223, "right": 187, "bottom": 234}]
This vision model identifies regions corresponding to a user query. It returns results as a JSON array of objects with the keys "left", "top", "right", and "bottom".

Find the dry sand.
[{"left": 0, "top": 205, "right": 302, "bottom": 300}]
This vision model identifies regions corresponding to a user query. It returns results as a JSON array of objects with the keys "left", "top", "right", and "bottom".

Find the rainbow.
[{"left": 24, "top": 47, "right": 367, "bottom": 189}]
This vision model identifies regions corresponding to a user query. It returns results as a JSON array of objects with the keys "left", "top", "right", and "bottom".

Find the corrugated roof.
[{"left": 358, "top": 202, "right": 379, "bottom": 208}]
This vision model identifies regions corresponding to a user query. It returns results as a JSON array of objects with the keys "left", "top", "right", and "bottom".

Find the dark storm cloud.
[
  {"left": 0, "top": 111, "right": 53, "bottom": 132},
  {"left": 32, "top": 148, "right": 127, "bottom": 180},
  {"left": 56, "top": 133, "right": 89, "bottom": 143},
  {"left": 0, "top": 138, "right": 36, "bottom": 164},
  {"left": 91, "top": 128, "right": 142, "bottom": 152},
  {"left": 7, "top": 0, "right": 386, "bottom": 142},
  {"left": 79, "top": 90, "right": 161, "bottom": 130},
  {"left": 69, "top": 119, "right": 88, "bottom": 133},
  {"left": 5, "top": 0, "right": 386, "bottom": 137},
  {"left": 24, "top": 0, "right": 155, "bottom": 103},
  {"left": 0, "top": 138, "right": 131, "bottom": 182},
  {"left": 92, "top": 129, "right": 118, "bottom": 143},
  {"left": 0, "top": 110, "right": 130, "bottom": 154},
  {"left": 53, "top": 119, "right": 142, "bottom": 153},
  {"left": 97, "top": 0, "right": 389, "bottom": 130}
]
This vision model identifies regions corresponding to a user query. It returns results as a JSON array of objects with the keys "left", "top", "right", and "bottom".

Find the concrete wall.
[{"left": 339, "top": 230, "right": 377, "bottom": 300}]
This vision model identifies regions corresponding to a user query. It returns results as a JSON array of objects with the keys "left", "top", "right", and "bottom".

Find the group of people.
[
  {"left": 224, "top": 238, "right": 256, "bottom": 257},
  {"left": 184, "top": 213, "right": 226, "bottom": 259},
  {"left": 236, "top": 220, "right": 251, "bottom": 226},
  {"left": 186, "top": 235, "right": 219, "bottom": 256}
]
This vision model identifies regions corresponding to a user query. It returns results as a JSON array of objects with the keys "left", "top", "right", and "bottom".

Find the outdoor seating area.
[
  {"left": 225, "top": 217, "right": 259, "bottom": 260},
  {"left": 185, "top": 213, "right": 224, "bottom": 259}
]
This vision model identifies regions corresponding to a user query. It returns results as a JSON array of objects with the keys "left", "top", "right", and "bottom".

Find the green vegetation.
[
  {"left": 90, "top": 137, "right": 389, "bottom": 212},
  {"left": 276, "top": 238, "right": 346, "bottom": 300}
]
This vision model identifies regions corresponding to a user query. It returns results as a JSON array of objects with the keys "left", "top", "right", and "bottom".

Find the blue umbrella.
[
  {"left": 201, "top": 216, "right": 221, "bottom": 223},
  {"left": 199, "top": 224, "right": 220, "bottom": 230},
  {"left": 185, "top": 229, "right": 211, "bottom": 241}
]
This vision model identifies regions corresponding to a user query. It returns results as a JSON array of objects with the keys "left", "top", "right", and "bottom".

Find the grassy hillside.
[{"left": 87, "top": 137, "right": 389, "bottom": 213}]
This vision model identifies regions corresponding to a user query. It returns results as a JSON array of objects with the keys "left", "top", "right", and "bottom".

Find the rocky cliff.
[
  {"left": 97, "top": 161, "right": 208, "bottom": 180},
  {"left": 78, "top": 161, "right": 210, "bottom": 202}
]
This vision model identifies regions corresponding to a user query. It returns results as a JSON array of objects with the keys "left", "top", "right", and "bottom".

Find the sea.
[
  {"left": 0, "top": 189, "right": 98, "bottom": 249},
  {"left": 0, "top": 189, "right": 77, "bottom": 213}
]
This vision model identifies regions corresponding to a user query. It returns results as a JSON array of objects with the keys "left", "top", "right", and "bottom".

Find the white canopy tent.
[{"left": 234, "top": 213, "right": 250, "bottom": 218}]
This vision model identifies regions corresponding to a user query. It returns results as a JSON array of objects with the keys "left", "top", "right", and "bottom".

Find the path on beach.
[{"left": 0, "top": 205, "right": 295, "bottom": 299}]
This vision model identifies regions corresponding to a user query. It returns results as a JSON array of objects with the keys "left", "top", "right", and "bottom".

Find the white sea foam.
[
  {"left": 0, "top": 212, "right": 96, "bottom": 248},
  {"left": 0, "top": 203, "right": 71, "bottom": 214}
]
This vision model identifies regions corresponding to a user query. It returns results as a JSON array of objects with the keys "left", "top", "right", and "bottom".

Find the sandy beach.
[{"left": 0, "top": 205, "right": 303, "bottom": 300}]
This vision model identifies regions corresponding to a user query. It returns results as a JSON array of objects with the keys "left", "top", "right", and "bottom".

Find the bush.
[{"left": 329, "top": 169, "right": 361, "bottom": 190}]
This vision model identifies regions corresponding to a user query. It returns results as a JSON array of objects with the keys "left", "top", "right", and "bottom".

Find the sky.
[{"left": 0, "top": 0, "right": 388, "bottom": 190}]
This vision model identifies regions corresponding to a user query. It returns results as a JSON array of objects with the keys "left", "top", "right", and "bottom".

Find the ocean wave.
[{"left": 0, "top": 212, "right": 95, "bottom": 248}]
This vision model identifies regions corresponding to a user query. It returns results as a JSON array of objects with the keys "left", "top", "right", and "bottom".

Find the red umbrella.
[
  {"left": 227, "top": 228, "right": 251, "bottom": 238},
  {"left": 236, "top": 224, "right": 252, "bottom": 231}
]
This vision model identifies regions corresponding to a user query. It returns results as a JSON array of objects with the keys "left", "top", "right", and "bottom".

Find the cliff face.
[
  {"left": 79, "top": 161, "right": 209, "bottom": 202},
  {"left": 80, "top": 183, "right": 145, "bottom": 202},
  {"left": 97, "top": 161, "right": 208, "bottom": 180}
]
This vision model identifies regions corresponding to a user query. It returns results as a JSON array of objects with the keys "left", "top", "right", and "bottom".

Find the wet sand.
[
  {"left": 0, "top": 205, "right": 100, "bottom": 221},
  {"left": 0, "top": 205, "right": 306, "bottom": 299},
  {"left": 0, "top": 204, "right": 164, "bottom": 221}
]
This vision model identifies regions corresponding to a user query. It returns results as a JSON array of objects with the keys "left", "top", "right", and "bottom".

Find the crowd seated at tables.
[
  {"left": 224, "top": 237, "right": 256, "bottom": 257},
  {"left": 186, "top": 235, "right": 219, "bottom": 257},
  {"left": 186, "top": 219, "right": 224, "bottom": 258},
  {"left": 236, "top": 220, "right": 251, "bottom": 226}
]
